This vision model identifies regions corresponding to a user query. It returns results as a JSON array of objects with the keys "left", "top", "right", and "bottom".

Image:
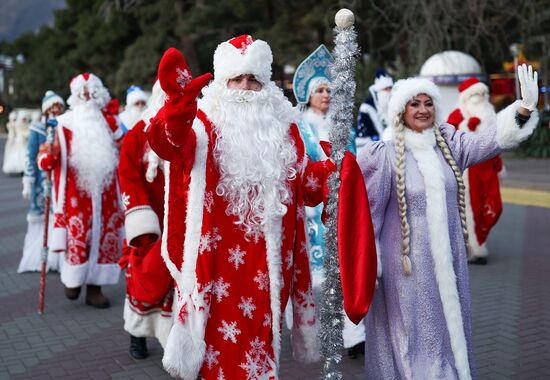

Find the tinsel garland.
[{"left": 319, "top": 25, "right": 359, "bottom": 380}]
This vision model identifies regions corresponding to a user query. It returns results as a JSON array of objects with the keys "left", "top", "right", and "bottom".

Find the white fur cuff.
[
  {"left": 125, "top": 206, "right": 161, "bottom": 247},
  {"left": 50, "top": 227, "right": 67, "bottom": 252},
  {"left": 496, "top": 100, "right": 540, "bottom": 149}
]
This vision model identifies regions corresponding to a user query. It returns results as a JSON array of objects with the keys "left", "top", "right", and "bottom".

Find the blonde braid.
[
  {"left": 393, "top": 116, "right": 412, "bottom": 275},
  {"left": 432, "top": 125, "right": 472, "bottom": 258}
]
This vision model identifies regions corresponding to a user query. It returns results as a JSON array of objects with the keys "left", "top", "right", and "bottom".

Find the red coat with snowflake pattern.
[
  {"left": 37, "top": 110, "right": 124, "bottom": 288},
  {"left": 148, "top": 106, "right": 331, "bottom": 380}
]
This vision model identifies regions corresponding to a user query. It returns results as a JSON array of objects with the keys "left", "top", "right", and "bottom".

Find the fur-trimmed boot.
[
  {"left": 85, "top": 285, "right": 110, "bottom": 308},
  {"left": 64, "top": 286, "right": 81, "bottom": 300}
]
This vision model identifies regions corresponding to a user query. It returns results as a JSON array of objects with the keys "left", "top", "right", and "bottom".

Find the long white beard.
[
  {"left": 200, "top": 80, "right": 298, "bottom": 240},
  {"left": 69, "top": 103, "right": 118, "bottom": 197},
  {"left": 460, "top": 95, "right": 496, "bottom": 131},
  {"left": 120, "top": 105, "right": 144, "bottom": 130}
]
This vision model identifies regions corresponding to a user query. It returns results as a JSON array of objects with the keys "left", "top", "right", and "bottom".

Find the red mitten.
[
  {"left": 467, "top": 117, "right": 481, "bottom": 131},
  {"left": 158, "top": 47, "right": 212, "bottom": 100},
  {"left": 132, "top": 233, "right": 158, "bottom": 249},
  {"left": 157, "top": 48, "right": 212, "bottom": 145},
  {"left": 104, "top": 98, "right": 121, "bottom": 116}
]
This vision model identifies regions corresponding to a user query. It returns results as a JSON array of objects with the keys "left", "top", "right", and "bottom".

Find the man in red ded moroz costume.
[
  {"left": 118, "top": 80, "right": 174, "bottom": 359},
  {"left": 147, "top": 35, "right": 377, "bottom": 379},
  {"left": 38, "top": 72, "right": 124, "bottom": 307},
  {"left": 447, "top": 77, "right": 504, "bottom": 264}
]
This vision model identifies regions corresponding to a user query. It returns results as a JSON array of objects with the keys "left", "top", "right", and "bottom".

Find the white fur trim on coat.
[
  {"left": 50, "top": 227, "right": 67, "bottom": 252},
  {"left": 388, "top": 78, "right": 444, "bottom": 127},
  {"left": 495, "top": 100, "right": 539, "bottom": 149},
  {"left": 162, "top": 117, "right": 209, "bottom": 380},
  {"left": 262, "top": 217, "right": 284, "bottom": 367},
  {"left": 124, "top": 206, "right": 161, "bottom": 247},
  {"left": 405, "top": 128, "right": 472, "bottom": 380},
  {"left": 123, "top": 298, "right": 173, "bottom": 348},
  {"left": 462, "top": 170, "right": 489, "bottom": 259},
  {"left": 213, "top": 38, "right": 273, "bottom": 85}
]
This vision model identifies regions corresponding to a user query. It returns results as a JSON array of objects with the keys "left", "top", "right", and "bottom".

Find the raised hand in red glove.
[
  {"left": 467, "top": 116, "right": 481, "bottom": 131},
  {"left": 104, "top": 98, "right": 121, "bottom": 116},
  {"left": 157, "top": 48, "right": 212, "bottom": 145}
]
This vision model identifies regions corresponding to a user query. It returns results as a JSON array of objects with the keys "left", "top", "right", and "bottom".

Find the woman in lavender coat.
[{"left": 357, "top": 65, "right": 539, "bottom": 379}]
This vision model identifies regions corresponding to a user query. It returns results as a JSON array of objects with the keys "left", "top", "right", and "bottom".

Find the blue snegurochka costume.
[
  {"left": 18, "top": 91, "right": 64, "bottom": 273},
  {"left": 292, "top": 45, "right": 363, "bottom": 350}
]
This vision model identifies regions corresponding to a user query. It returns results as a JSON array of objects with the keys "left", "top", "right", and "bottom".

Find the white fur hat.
[
  {"left": 387, "top": 77, "right": 443, "bottom": 127},
  {"left": 67, "top": 72, "right": 111, "bottom": 109},
  {"left": 213, "top": 35, "right": 273, "bottom": 85},
  {"left": 41, "top": 90, "right": 65, "bottom": 113},
  {"left": 126, "top": 85, "right": 148, "bottom": 106}
]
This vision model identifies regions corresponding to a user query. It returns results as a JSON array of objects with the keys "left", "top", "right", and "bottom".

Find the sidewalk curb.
[{"left": 501, "top": 187, "right": 550, "bottom": 208}]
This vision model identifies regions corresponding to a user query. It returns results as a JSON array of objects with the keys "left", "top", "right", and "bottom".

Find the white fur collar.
[
  {"left": 407, "top": 133, "right": 472, "bottom": 380},
  {"left": 302, "top": 108, "right": 330, "bottom": 142},
  {"left": 404, "top": 127, "right": 436, "bottom": 151}
]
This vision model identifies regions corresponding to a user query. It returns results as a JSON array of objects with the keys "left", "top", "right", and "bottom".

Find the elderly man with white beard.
[
  {"left": 146, "top": 35, "right": 341, "bottom": 380},
  {"left": 38, "top": 72, "right": 125, "bottom": 308},
  {"left": 447, "top": 77, "right": 505, "bottom": 265}
]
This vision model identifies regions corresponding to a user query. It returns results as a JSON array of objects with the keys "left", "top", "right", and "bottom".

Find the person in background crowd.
[{"left": 19, "top": 91, "right": 66, "bottom": 273}]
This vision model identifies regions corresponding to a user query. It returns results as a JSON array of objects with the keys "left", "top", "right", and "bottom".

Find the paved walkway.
[{"left": 0, "top": 138, "right": 549, "bottom": 379}]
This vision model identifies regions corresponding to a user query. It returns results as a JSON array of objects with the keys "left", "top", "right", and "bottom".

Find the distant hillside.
[{"left": 0, "top": 0, "right": 65, "bottom": 42}]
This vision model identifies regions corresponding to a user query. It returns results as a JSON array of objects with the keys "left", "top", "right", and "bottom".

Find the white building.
[{"left": 419, "top": 51, "right": 486, "bottom": 119}]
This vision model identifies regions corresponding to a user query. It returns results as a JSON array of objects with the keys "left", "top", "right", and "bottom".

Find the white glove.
[
  {"left": 145, "top": 149, "right": 162, "bottom": 183},
  {"left": 21, "top": 177, "right": 33, "bottom": 199},
  {"left": 518, "top": 64, "right": 539, "bottom": 111}
]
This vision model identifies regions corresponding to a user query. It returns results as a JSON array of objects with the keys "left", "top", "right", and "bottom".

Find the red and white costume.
[
  {"left": 447, "top": 77, "right": 503, "bottom": 258},
  {"left": 118, "top": 81, "right": 174, "bottom": 346},
  {"left": 147, "top": 37, "right": 338, "bottom": 380},
  {"left": 38, "top": 73, "right": 124, "bottom": 288}
]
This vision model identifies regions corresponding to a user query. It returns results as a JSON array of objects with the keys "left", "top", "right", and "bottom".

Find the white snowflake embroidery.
[
  {"left": 204, "top": 344, "right": 220, "bottom": 369},
  {"left": 253, "top": 271, "right": 269, "bottom": 291},
  {"left": 292, "top": 266, "right": 302, "bottom": 283},
  {"left": 70, "top": 196, "right": 79, "bottom": 208},
  {"left": 297, "top": 205, "right": 306, "bottom": 221},
  {"left": 217, "top": 368, "right": 225, "bottom": 380},
  {"left": 238, "top": 338, "right": 272, "bottom": 380},
  {"left": 211, "top": 278, "right": 230, "bottom": 302},
  {"left": 300, "top": 241, "right": 308, "bottom": 255},
  {"left": 237, "top": 296, "right": 256, "bottom": 319},
  {"left": 305, "top": 173, "right": 321, "bottom": 191},
  {"left": 239, "top": 352, "right": 263, "bottom": 379},
  {"left": 176, "top": 67, "right": 192, "bottom": 88},
  {"left": 199, "top": 227, "right": 222, "bottom": 254},
  {"left": 121, "top": 192, "right": 130, "bottom": 211},
  {"left": 285, "top": 250, "right": 293, "bottom": 271},
  {"left": 228, "top": 245, "right": 246, "bottom": 270},
  {"left": 263, "top": 313, "right": 271, "bottom": 327},
  {"left": 217, "top": 320, "right": 241, "bottom": 343},
  {"left": 191, "top": 282, "right": 212, "bottom": 311},
  {"left": 249, "top": 337, "right": 266, "bottom": 357},
  {"left": 204, "top": 191, "right": 214, "bottom": 213},
  {"left": 294, "top": 287, "right": 316, "bottom": 324}
]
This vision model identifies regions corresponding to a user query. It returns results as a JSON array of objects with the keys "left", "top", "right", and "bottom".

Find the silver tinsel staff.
[{"left": 320, "top": 8, "right": 359, "bottom": 380}]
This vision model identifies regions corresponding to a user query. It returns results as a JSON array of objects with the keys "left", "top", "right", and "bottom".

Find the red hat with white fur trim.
[
  {"left": 458, "top": 76, "right": 489, "bottom": 103},
  {"left": 213, "top": 35, "right": 273, "bottom": 85},
  {"left": 67, "top": 72, "right": 111, "bottom": 109}
]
